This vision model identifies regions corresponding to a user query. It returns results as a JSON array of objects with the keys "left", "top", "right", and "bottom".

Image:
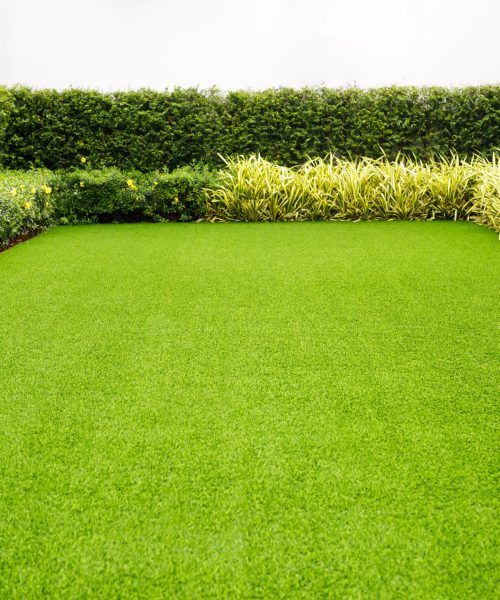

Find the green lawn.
[{"left": 0, "top": 222, "right": 498, "bottom": 599}]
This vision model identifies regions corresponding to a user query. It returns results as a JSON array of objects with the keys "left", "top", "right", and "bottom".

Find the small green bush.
[
  {"left": 142, "top": 167, "right": 221, "bottom": 222},
  {"left": 0, "top": 170, "right": 54, "bottom": 249},
  {"left": 52, "top": 168, "right": 146, "bottom": 224},
  {"left": 51, "top": 167, "right": 220, "bottom": 224}
]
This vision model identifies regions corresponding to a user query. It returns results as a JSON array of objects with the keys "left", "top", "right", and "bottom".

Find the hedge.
[{"left": 1, "top": 86, "right": 499, "bottom": 171}]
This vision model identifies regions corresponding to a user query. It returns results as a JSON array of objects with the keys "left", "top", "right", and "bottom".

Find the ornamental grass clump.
[
  {"left": 205, "top": 153, "right": 500, "bottom": 230},
  {"left": 470, "top": 154, "right": 500, "bottom": 231},
  {"left": 426, "top": 155, "right": 476, "bottom": 220},
  {"left": 207, "top": 155, "right": 312, "bottom": 221},
  {"left": 300, "top": 157, "right": 380, "bottom": 220}
]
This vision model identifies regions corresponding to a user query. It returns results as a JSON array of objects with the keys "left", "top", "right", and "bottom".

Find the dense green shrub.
[
  {"left": 0, "top": 166, "right": 220, "bottom": 247},
  {"left": 51, "top": 167, "right": 219, "bottom": 224},
  {"left": 1, "top": 86, "right": 499, "bottom": 171},
  {"left": 2, "top": 88, "right": 225, "bottom": 171},
  {"left": 0, "top": 170, "right": 54, "bottom": 249},
  {"left": 52, "top": 169, "right": 146, "bottom": 223},
  {"left": 141, "top": 167, "right": 220, "bottom": 222}
]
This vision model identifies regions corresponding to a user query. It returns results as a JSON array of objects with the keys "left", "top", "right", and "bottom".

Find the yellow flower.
[
  {"left": 31, "top": 187, "right": 36, "bottom": 194},
  {"left": 23, "top": 201, "right": 32, "bottom": 210},
  {"left": 81, "top": 157, "right": 87, "bottom": 163},
  {"left": 173, "top": 196, "right": 179, "bottom": 204},
  {"left": 153, "top": 181, "right": 158, "bottom": 189},
  {"left": 11, "top": 188, "right": 17, "bottom": 196},
  {"left": 80, "top": 181, "right": 85, "bottom": 188},
  {"left": 127, "top": 179, "right": 137, "bottom": 191},
  {"left": 41, "top": 185, "right": 52, "bottom": 195}
]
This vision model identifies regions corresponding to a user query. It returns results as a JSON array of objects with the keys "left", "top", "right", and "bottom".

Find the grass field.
[{"left": 0, "top": 222, "right": 498, "bottom": 598}]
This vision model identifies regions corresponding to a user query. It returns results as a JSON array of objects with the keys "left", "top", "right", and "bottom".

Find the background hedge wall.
[{"left": 1, "top": 86, "right": 499, "bottom": 171}]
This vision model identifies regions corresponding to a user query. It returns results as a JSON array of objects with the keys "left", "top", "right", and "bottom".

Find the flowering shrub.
[
  {"left": 52, "top": 168, "right": 146, "bottom": 223},
  {"left": 52, "top": 167, "right": 220, "bottom": 224},
  {"left": 142, "top": 167, "right": 221, "bottom": 222},
  {"left": 0, "top": 170, "right": 54, "bottom": 249}
]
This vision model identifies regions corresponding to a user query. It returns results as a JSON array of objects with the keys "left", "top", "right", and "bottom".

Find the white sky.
[{"left": 1, "top": 0, "right": 499, "bottom": 90}]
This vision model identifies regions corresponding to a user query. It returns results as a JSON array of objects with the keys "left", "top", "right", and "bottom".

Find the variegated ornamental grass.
[
  {"left": 206, "top": 154, "right": 500, "bottom": 231},
  {"left": 471, "top": 154, "right": 500, "bottom": 231}
]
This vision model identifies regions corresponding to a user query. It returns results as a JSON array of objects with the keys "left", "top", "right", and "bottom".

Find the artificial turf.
[{"left": 0, "top": 222, "right": 498, "bottom": 598}]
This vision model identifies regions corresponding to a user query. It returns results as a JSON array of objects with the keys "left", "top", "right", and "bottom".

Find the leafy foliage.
[
  {"left": 1, "top": 155, "right": 498, "bottom": 250},
  {"left": 142, "top": 167, "right": 220, "bottom": 222},
  {"left": 470, "top": 154, "right": 500, "bottom": 231},
  {"left": 0, "top": 167, "right": 219, "bottom": 248},
  {"left": 51, "top": 167, "right": 220, "bottom": 224},
  {"left": 206, "top": 154, "right": 500, "bottom": 231},
  {"left": 1, "top": 86, "right": 499, "bottom": 171},
  {"left": 52, "top": 168, "right": 148, "bottom": 224},
  {"left": 0, "top": 87, "right": 14, "bottom": 166},
  {"left": 0, "top": 170, "right": 54, "bottom": 249}
]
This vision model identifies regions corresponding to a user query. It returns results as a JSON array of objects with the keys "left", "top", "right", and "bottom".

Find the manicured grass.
[{"left": 0, "top": 222, "right": 498, "bottom": 599}]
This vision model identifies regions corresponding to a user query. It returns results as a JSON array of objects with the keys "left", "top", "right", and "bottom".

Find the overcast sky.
[{"left": 1, "top": 0, "right": 499, "bottom": 91}]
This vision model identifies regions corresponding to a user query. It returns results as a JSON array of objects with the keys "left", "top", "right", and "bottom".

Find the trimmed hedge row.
[{"left": 1, "top": 86, "right": 499, "bottom": 171}]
